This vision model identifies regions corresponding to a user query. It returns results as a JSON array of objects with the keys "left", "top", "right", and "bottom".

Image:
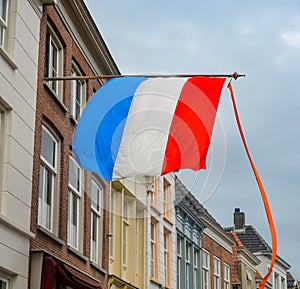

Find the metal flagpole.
[{"left": 44, "top": 72, "right": 245, "bottom": 81}]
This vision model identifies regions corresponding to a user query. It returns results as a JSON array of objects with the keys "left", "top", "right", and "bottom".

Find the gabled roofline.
[
  {"left": 255, "top": 250, "right": 291, "bottom": 270},
  {"left": 56, "top": 0, "right": 120, "bottom": 76}
]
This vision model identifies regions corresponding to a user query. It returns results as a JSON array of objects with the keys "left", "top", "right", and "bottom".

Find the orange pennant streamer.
[{"left": 227, "top": 82, "right": 277, "bottom": 289}]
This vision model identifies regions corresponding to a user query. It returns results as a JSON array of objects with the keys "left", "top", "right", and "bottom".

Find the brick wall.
[
  {"left": 30, "top": 5, "right": 109, "bottom": 288},
  {"left": 202, "top": 233, "right": 233, "bottom": 289}
]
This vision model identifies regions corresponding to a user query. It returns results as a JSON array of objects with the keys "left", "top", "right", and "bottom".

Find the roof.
[
  {"left": 175, "top": 177, "right": 234, "bottom": 245},
  {"left": 175, "top": 177, "right": 223, "bottom": 227},
  {"left": 225, "top": 223, "right": 290, "bottom": 269},
  {"left": 224, "top": 225, "right": 271, "bottom": 253}
]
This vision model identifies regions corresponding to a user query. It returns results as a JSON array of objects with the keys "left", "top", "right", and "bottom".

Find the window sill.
[
  {"left": 150, "top": 204, "right": 161, "bottom": 216},
  {"left": 90, "top": 261, "right": 107, "bottom": 275},
  {"left": 150, "top": 277, "right": 163, "bottom": 286},
  {"left": 67, "top": 245, "right": 88, "bottom": 262},
  {"left": 163, "top": 215, "right": 174, "bottom": 226},
  {"left": 37, "top": 225, "right": 65, "bottom": 246},
  {"left": 43, "top": 81, "right": 68, "bottom": 112},
  {"left": 0, "top": 47, "right": 18, "bottom": 70}
]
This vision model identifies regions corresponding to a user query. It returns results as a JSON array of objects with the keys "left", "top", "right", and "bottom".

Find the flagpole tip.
[{"left": 232, "top": 72, "right": 246, "bottom": 80}]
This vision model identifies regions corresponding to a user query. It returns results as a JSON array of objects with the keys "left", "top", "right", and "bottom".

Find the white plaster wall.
[{"left": 0, "top": 1, "right": 41, "bottom": 288}]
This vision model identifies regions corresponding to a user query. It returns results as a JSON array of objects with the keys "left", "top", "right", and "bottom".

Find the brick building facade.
[{"left": 29, "top": 2, "right": 119, "bottom": 289}]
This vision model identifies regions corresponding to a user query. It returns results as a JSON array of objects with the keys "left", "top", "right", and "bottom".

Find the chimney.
[{"left": 234, "top": 208, "right": 245, "bottom": 230}]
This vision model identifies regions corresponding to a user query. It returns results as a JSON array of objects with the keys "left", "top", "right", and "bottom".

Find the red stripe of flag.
[{"left": 161, "top": 76, "right": 225, "bottom": 175}]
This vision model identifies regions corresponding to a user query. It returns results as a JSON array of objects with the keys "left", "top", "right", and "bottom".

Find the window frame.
[
  {"left": 38, "top": 125, "right": 58, "bottom": 232},
  {"left": 0, "top": 104, "right": 6, "bottom": 193},
  {"left": 163, "top": 177, "right": 171, "bottom": 219},
  {"left": 70, "top": 62, "right": 85, "bottom": 122},
  {"left": 177, "top": 237, "right": 182, "bottom": 289},
  {"left": 224, "top": 263, "right": 230, "bottom": 289},
  {"left": 202, "top": 249, "right": 210, "bottom": 289},
  {"left": 45, "top": 24, "right": 63, "bottom": 98},
  {"left": 150, "top": 218, "right": 158, "bottom": 279},
  {"left": 186, "top": 242, "right": 191, "bottom": 289},
  {"left": 163, "top": 228, "right": 171, "bottom": 287},
  {"left": 90, "top": 178, "right": 103, "bottom": 264},
  {"left": 213, "top": 256, "right": 221, "bottom": 289},
  {"left": 109, "top": 189, "right": 115, "bottom": 258},
  {"left": 0, "top": 275, "right": 9, "bottom": 289},
  {"left": 194, "top": 248, "right": 199, "bottom": 289},
  {"left": 67, "top": 156, "right": 83, "bottom": 250},
  {"left": 150, "top": 176, "right": 159, "bottom": 207},
  {"left": 0, "top": 0, "right": 9, "bottom": 48},
  {"left": 122, "top": 198, "right": 129, "bottom": 266}
]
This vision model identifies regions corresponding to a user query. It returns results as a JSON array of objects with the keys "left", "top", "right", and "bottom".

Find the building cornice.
[{"left": 55, "top": 0, "right": 120, "bottom": 77}]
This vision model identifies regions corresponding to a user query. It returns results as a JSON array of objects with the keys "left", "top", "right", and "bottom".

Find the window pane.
[
  {"left": 41, "top": 127, "right": 56, "bottom": 167},
  {"left": 0, "top": 278, "right": 8, "bottom": 289},
  {"left": 91, "top": 181, "right": 100, "bottom": 211},
  {"left": 0, "top": 0, "right": 7, "bottom": 22},
  {"left": 69, "top": 157, "right": 80, "bottom": 192}
]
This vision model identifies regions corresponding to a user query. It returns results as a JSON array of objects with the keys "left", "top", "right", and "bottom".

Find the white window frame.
[
  {"left": 0, "top": 0, "right": 9, "bottom": 48},
  {"left": 122, "top": 198, "right": 129, "bottom": 266},
  {"left": 281, "top": 277, "right": 286, "bottom": 289},
  {"left": 177, "top": 237, "right": 182, "bottom": 289},
  {"left": 0, "top": 276, "right": 9, "bottom": 289},
  {"left": 70, "top": 63, "right": 85, "bottom": 122},
  {"left": 109, "top": 189, "right": 115, "bottom": 258},
  {"left": 163, "top": 229, "right": 171, "bottom": 287},
  {"left": 45, "top": 25, "right": 63, "bottom": 97},
  {"left": 90, "top": 179, "right": 103, "bottom": 264},
  {"left": 163, "top": 177, "right": 170, "bottom": 218},
  {"left": 213, "top": 256, "right": 220, "bottom": 289},
  {"left": 202, "top": 249, "right": 210, "bottom": 289},
  {"left": 0, "top": 104, "right": 6, "bottom": 193},
  {"left": 224, "top": 263, "right": 230, "bottom": 289},
  {"left": 194, "top": 248, "right": 199, "bottom": 289},
  {"left": 150, "top": 218, "right": 158, "bottom": 278},
  {"left": 68, "top": 156, "right": 82, "bottom": 250},
  {"left": 274, "top": 272, "right": 280, "bottom": 289},
  {"left": 135, "top": 208, "right": 139, "bottom": 274},
  {"left": 186, "top": 243, "right": 191, "bottom": 289},
  {"left": 38, "top": 125, "right": 58, "bottom": 232}
]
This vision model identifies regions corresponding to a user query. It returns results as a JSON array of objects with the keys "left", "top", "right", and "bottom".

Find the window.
[
  {"left": 0, "top": 0, "right": 8, "bottom": 48},
  {"left": 68, "top": 156, "right": 82, "bottom": 249},
  {"left": 194, "top": 248, "right": 199, "bottom": 289},
  {"left": 39, "top": 125, "right": 58, "bottom": 232},
  {"left": 186, "top": 243, "right": 191, "bottom": 289},
  {"left": 91, "top": 179, "right": 103, "bottom": 264},
  {"left": 150, "top": 218, "right": 158, "bottom": 278},
  {"left": 177, "top": 237, "right": 182, "bottom": 289},
  {"left": 0, "top": 276, "right": 9, "bottom": 289},
  {"left": 109, "top": 189, "right": 115, "bottom": 258},
  {"left": 163, "top": 178, "right": 171, "bottom": 218},
  {"left": 164, "top": 229, "right": 171, "bottom": 287},
  {"left": 150, "top": 177, "right": 158, "bottom": 206},
  {"left": 44, "top": 25, "right": 63, "bottom": 97},
  {"left": 70, "top": 63, "right": 85, "bottom": 122},
  {"left": 274, "top": 273, "right": 279, "bottom": 289},
  {"left": 281, "top": 277, "right": 285, "bottom": 289},
  {"left": 0, "top": 105, "right": 6, "bottom": 192},
  {"left": 202, "top": 250, "right": 210, "bottom": 289},
  {"left": 224, "top": 264, "right": 230, "bottom": 289},
  {"left": 122, "top": 199, "right": 129, "bottom": 266},
  {"left": 246, "top": 268, "right": 253, "bottom": 289},
  {"left": 213, "top": 257, "right": 220, "bottom": 289}
]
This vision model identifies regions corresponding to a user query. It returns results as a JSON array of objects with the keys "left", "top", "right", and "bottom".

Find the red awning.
[{"left": 41, "top": 256, "right": 102, "bottom": 289}]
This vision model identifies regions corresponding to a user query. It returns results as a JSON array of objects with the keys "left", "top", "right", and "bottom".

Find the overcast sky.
[{"left": 84, "top": 0, "right": 300, "bottom": 279}]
